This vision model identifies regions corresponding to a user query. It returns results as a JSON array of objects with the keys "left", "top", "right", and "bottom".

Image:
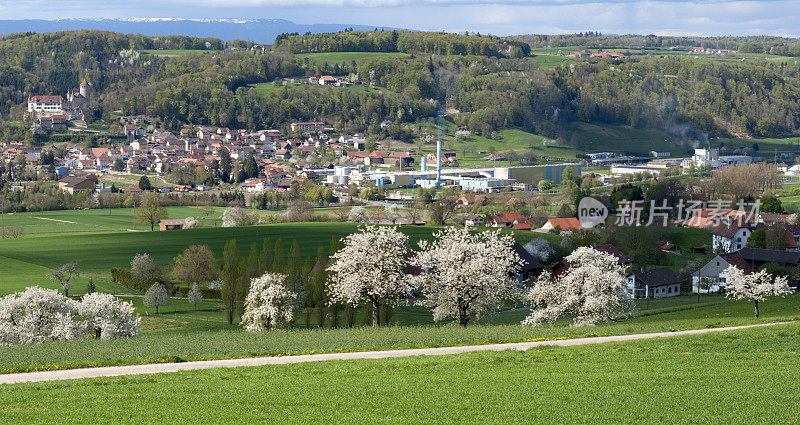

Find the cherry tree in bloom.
[
  {"left": 327, "top": 225, "right": 411, "bottom": 327},
  {"left": 723, "top": 266, "right": 791, "bottom": 318},
  {"left": 241, "top": 272, "right": 297, "bottom": 331},
  {"left": 523, "top": 247, "right": 634, "bottom": 327},
  {"left": 0, "top": 287, "right": 83, "bottom": 346},
  {"left": 78, "top": 292, "right": 141, "bottom": 339},
  {"left": 415, "top": 227, "right": 522, "bottom": 326}
]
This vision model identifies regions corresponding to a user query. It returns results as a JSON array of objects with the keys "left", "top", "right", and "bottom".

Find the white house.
[
  {"left": 464, "top": 214, "right": 484, "bottom": 227},
  {"left": 627, "top": 268, "right": 682, "bottom": 299},
  {"left": 692, "top": 248, "right": 800, "bottom": 293},
  {"left": 711, "top": 222, "right": 752, "bottom": 253}
]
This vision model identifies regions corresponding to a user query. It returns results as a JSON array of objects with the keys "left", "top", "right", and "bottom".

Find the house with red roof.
[{"left": 539, "top": 217, "right": 582, "bottom": 232}]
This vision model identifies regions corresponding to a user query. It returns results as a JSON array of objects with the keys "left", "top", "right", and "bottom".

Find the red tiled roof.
[{"left": 545, "top": 217, "right": 581, "bottom": 231}]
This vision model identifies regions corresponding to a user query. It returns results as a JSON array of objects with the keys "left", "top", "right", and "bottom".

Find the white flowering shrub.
[
  {"left": 347, "top": 206, "right": 368, "bottom": 223},
  {"left": 523, "top": 238, "right": 554, "bottom": 263},
  {"left": 0, "top": 287, "right": 142, "bottom": 346},
  {"left": 327, "top": 226, "right": 411, "bottom": 326},
  {"left": 78, "top": 293, "right": 141, "bottom": 339},
  {"left": 184, "top": 216, "right": 199, "bottom": 229},
  {"left": 241, "top": 273, "right": 297, "bottom": 331},
  {"left": 222, "top": 206, "right": 255, "bottom": 227},
  {"left": 0, "top": 287, "right": 82, "bottom": 346},
  {"left": 723, "top": 266, "right": 791, "bottom": 318},
  {"left": 415, "top": 227, "right": 522, "bottom": 326},
  {"left": 523, "top": 247, "right": 633, "bottom": 327}
]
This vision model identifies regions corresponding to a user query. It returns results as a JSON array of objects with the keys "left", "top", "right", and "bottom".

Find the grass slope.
[
  {"left": 3, "top": 322, "right": 799, "bottom": 424},
  {"left": 1, "top": 293, "right": 796, "bottom": 374}
]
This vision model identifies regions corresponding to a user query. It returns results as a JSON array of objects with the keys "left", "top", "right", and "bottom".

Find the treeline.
[
  {"left": 512, "top": 33, "right": 800, "bottom": 56},
  {"left": 274, "top": 29, "right": 530, "bottom": 58},
  {"left": 445, "top": 56, "right": 800, "bottom": 139}
]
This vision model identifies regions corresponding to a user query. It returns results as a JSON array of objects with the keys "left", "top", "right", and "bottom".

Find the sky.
[{"left": 1, "top": 0, "right": 799, "bottom": 37}]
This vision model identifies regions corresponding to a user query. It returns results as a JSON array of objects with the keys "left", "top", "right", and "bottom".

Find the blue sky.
[{"left": 2, "top": 0, "right": 799, "bottom": 37}]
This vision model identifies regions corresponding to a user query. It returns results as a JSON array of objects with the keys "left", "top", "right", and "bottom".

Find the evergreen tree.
[{"left": 221, "top": 239, "right": 240, "bottom": 324}]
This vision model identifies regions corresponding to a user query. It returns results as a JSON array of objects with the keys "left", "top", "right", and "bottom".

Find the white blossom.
[
  {"left": 723, "top": 266, "right": 791, "bottom": 318},
  {"left": 415, "top": 227, "right": 522, "bottom": 326},
  {"left": 131, "top": 253, "right": 162, "bottom": 283},
  {"left": 241, "top": 272, "right": 297, "bottom": 331},
  {"left": 327, "top": 225, "right": 411, "bottom": 326},
  {"left": 523, "top": 247, "right": 634, "bottom": 327},
  {"left": 184, "top": 216, "right": 199, "bottom": 229},
  {"left": 347, "top": 206, "right": 368, "bottom": 223},
  {"left": 523, "top": 238, "right": 554, "bottom": 263},
  {"left": 78, "top": 292, "right": 141, "bottom": 339},
  {"left": 222, "top": 206, "right": 255, "bottom": 227},
  {"left": 188, "top": 283, "right": 203, "bottom": 308},
  {"left": 143, "top": 283, "right": 171, "bottom": 313},
  {"left": 0, "top": 287, "right": 82, "bottom": 346}
]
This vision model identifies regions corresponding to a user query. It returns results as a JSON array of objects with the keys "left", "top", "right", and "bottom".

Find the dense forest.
[
  {"left": 511, "top": 33, "right": 800, "bottom": 57},
  {"left": 274, "top": 29, "right": 531, "bottom": 58},
  {"left": 3, "top": 30, "right": 800, "bottom": 146}
]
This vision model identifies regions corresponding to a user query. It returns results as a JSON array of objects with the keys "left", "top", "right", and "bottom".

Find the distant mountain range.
[{"left": 0, "top": 18, "right": 400, "bottom": 44}]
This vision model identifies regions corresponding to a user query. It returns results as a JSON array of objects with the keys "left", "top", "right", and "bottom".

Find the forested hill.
[
  {"left": 511, "top": 33, "right": 800, "bottom": 57},
  {"left": 3, "top": 30, "right": 800, "bottom": 146},
  {"left": 273, "top": 30, "right": 531, "bottom": 58}
]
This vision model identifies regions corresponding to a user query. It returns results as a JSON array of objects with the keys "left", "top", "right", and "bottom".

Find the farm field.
[
  {"left": 297, "top": 51, "right": 410, "bottom": 64},
  {"left": 2, "top": 321, "right": 799, "bottom": 424},
  {"left": 1, "top": 291, "right": 796, "bottom": 374}
]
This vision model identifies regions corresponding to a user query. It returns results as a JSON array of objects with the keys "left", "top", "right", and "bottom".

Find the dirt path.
[{"left": 1, "top": 321, "right": 791, "bottom": 385}]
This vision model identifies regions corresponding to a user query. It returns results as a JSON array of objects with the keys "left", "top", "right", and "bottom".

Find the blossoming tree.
[
  {"left": 0, "top": 287, "right": 82, "bottom": 345},
  {"left": 78, "top": 292, "right": 141, "bottom": 339},
  {"left": 415, "top": 227, "right": 522, "bottom": 326},
  {"left": 143, "top": 283, "right": 170, "bottom": 314},
  {"left": 241, "top": 272, "right": 297, "bottom": 331},
  {"left": 723, "top": 266, "right": 791, "bottom": 318},
  {"left": 327, "top": 226, "right": 411, "bottom": 327},
  {"left": 523, "top": 247, "right": 634, "bottom": 327}
]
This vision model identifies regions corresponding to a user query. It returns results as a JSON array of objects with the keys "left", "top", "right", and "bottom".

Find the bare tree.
[{"left": 51, "top": 262, "right": 79, "bottom": 297}]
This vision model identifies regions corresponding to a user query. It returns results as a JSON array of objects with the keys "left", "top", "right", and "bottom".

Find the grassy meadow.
[
  {"left": 2, "top": 321, "right": 799, "bottom": 424},
  {"left": 1, "top": 291, "right": 797, "bottom": 374}
]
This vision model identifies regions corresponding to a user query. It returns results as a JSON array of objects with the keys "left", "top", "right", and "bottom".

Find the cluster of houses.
[
  {"left": 691, "top": 47, "right": 738, "bottom": 55},
  {"left": 567, "top": 51, "right": 627, "bottom": 59}
]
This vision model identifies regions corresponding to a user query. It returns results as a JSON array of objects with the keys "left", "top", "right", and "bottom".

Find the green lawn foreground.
[{"left": 2, "top": 322, "right": 799, "bottom": 424}]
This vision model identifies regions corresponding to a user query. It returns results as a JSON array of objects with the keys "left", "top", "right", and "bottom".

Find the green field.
[
  {"left": 139, "top": 49, "right": 218, "bottom": 56},
  {"left": 3, "top": 321, "right": 799, "bottom": 423},
  {"left": 297, "top": 51, "right": 410, "bottom": 64},
  {"left": 0, "top": 290, "right": 796, "bottom": 374}
]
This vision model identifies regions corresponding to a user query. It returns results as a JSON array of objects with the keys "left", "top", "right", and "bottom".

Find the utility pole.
[{"left": 132, "top": 196, "right": 136, "bottom": 231}]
